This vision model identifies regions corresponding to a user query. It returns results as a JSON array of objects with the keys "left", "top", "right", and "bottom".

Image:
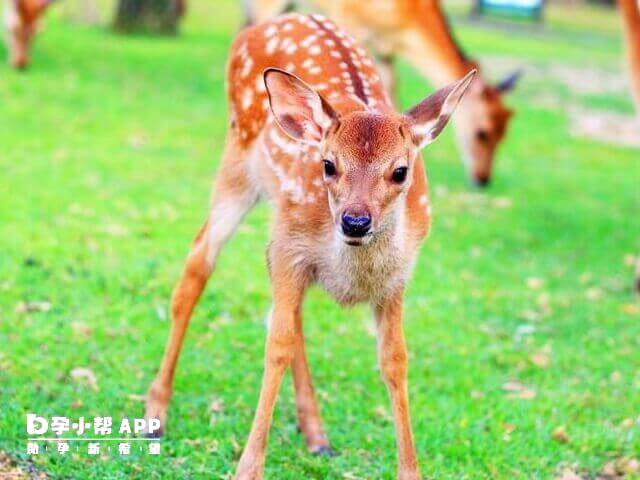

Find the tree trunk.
[{"left": 113, "top": 0, "right": 183, "bottom": 35}]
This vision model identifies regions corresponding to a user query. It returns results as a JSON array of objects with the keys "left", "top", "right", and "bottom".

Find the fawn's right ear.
[
  {"left": 264, "top": 68, "right": 339, "bottom": 145},
  {"left": 405, "top": 69, "right": 477, "bottom": 149}
]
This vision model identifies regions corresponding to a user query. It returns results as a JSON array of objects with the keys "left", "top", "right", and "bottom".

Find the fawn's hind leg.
[
  {"left": 145, "top": 135, "right": 259, "bottom": 435},
  {"left": 291, "top": 307, "right": 333, "bottom": 455}
]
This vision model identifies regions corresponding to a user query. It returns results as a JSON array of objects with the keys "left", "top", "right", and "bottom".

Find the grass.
[{"left": 1, "top": 1, "right": 639, "bottom": 479}]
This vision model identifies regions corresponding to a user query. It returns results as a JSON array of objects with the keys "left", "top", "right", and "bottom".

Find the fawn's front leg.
[
  {"left": 235, "top": 255, "right": 306, "bottom": 479},
  {"left": 375, "top": 289, "right": 420, "bottom": 480}
]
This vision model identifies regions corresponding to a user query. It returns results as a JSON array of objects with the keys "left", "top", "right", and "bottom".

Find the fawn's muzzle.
[{"left": 341, "top": 210, "right": 372, "bottom": 238}]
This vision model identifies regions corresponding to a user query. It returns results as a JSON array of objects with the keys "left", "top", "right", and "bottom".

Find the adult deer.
[
  {"left": 3, "top": 0, "right": 54, "bottom": 68},
  {"left": 144, "top": 12, "right": 475, "bottom": 479},
  {"left": 244, "top": 0, "right": 520, "bottom": 186}
]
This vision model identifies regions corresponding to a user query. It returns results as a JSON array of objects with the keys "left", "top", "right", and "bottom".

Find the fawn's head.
[
  {"left": 455, "top": 69, "right": 520, "bottom": 187},
  {"left": 265, "top": 68, "right": 475, "bottom": 246}
]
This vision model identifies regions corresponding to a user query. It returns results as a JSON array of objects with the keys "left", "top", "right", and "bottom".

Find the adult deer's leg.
[
  {"left": 291, "top": 306, "right": 332, "bottom": 455},
  {"left": 377, "top": 53, "right": 397, "bottom": 102},
  {"left": 375, "top": 289, "right": 420, "bottom": 480},
  {"left": 236, "top": 248, "right": 305, "bottom": 479},
  {"left": 145, "top": 136, "right": 258, "bottom": 435}
]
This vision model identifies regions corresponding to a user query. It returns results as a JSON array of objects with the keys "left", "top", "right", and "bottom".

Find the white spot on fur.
[
  {"left": 269, "top": 128, "right": 299, "bottom": 154},
  {"left": 266, "top": 37, "right": 280, "bottom": 55},
  {"left": 240, "top": 57, "right": 254, "bottom": 78},
  {"left": 284, "top": 42, "right": 297, "bottom": 54},
  {"left": 301, "top": 35, "right": 318, "bottom": 47},
  {"left": 242, "top": 88, "right": 254, "bottom": 111},
  {"left": 260, "top": 138, "right": 304, "bottom": 203}
]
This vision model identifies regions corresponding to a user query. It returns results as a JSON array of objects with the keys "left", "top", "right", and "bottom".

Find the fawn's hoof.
[
  {"left": 311, "top": 445, "right": 338, "bottom": 457},
  {"left": 144, "top": 427, "right": 164, "bottom": 439}
]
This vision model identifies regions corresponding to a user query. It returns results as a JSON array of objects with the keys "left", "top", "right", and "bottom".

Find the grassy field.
[{"left": 1, "top": 1, "right": 639, "bottom": 479}]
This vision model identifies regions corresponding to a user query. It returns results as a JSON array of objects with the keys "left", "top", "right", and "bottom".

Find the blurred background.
[{"left": 1, "top": 0, "right": 639, "bottom": 479}]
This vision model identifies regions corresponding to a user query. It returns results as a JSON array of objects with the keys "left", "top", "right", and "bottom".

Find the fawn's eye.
[
  {"left": 476, "top": 129, "right": 489, "bottom": 142},
  {"left": 391, "top": 167, "right": 408, "bottom": 184},
  {"left": 323, "top": 160, "right": 337, "bottom": 177}
]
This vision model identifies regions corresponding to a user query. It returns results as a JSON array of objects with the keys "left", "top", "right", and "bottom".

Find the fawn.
[
  {"left": 245, "top": 0, "right": 520, "bottom": 187},
  {"left": 144, "top": 13, "right": 475, "bottom": 479}
]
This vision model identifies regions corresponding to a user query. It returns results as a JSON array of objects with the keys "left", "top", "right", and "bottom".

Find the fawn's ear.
[
  {"left": 405, "top": 69, "right": 477, "bottom": 149},
  {"left": 264, "top": 68, "right": 339, "bottom": 144}
]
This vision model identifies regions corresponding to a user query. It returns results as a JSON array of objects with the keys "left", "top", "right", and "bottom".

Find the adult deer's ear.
[
  {"left": 264, "top": 68, "right": 339, "bottom": 144},
  {"left": 405, "top": 69, "right": 477, "bottom": 149},
  {"left": 496, "top": 69, "right": 522, "bottom": 93}
]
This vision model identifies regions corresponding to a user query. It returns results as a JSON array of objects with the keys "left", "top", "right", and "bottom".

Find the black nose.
[{"left": 341, "top": 212, "right": 371, "bottom": 238}]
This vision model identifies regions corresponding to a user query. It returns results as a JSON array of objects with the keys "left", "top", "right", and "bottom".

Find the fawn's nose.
[{"left": 341, "top": 209, "right": 372, "bottom": 238}]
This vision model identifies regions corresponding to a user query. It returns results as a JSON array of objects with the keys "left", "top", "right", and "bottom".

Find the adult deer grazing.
[
  {"left": 144, "top": 13, "right": 475, "bottom": 479},
  {"left": 3, "top": 0, "right": 53, "bottom": 68},
  {"left": 245, "top": 0, "right": 520, "bottom": 187}
]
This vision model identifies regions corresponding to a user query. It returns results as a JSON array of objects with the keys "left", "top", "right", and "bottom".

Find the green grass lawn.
[{"left": 1, "top": 1, "right": 639, "bottom": 479}]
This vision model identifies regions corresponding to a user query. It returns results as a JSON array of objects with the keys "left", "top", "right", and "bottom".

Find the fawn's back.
[{"left": 227, "top": 13, "right": 393, "bottom": 146}]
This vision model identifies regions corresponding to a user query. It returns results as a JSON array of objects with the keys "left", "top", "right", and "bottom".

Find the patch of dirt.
[
  {"left": 0, "top": 451, "right": 27, "bottom": 479},
  {"left": 480, "top": 55, "right": 629, "bottom": 95},
  {"left": 569, "top": 108, "right": 640, "bottom": 147},
  {"left": 547, "top": 64, "right": 629, "bottom": 95},
  {"left": 0, "top": 451, "right": 47, "bottom": 479}
]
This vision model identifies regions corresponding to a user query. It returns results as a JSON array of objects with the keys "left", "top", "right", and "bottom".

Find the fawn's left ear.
[
  {"left": 264, "top": 68, "right": 339, "bottom": 145},
  {"left": 405, "top": 69, "right": 477, "bottom": 149}
]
